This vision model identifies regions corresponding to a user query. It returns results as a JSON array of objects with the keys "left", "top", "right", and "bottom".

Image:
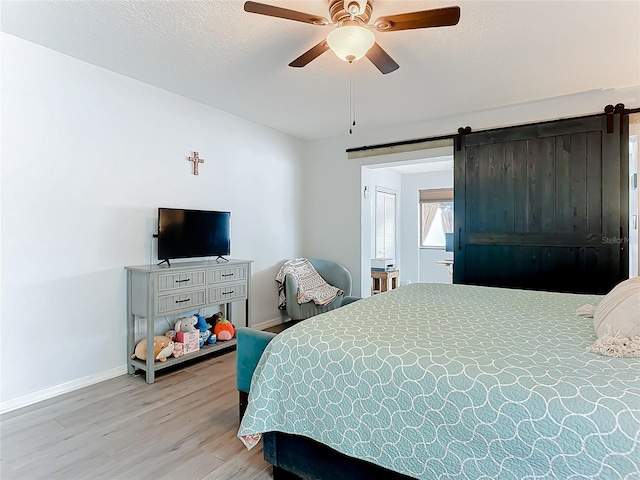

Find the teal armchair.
[{"left": 284, "top": 258, "right": 359, "bottom": 321}]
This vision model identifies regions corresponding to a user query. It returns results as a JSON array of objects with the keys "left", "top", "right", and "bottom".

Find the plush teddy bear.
[
  {"left": 131, "top": 336, "right": 174, "bottom": 362},
  {"left": 172, "top": 342, "right": 184, "bottom": 358},
  {"left": 207, "top": 312, "right": 224, "bottom": 324}
]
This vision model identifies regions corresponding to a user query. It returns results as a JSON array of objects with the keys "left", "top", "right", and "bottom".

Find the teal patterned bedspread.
[{"left": 238, "top": 283, "right": 640, "bottom": 479}]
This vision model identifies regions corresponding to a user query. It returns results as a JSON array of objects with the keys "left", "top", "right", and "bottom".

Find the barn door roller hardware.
[
  {"left": 604, "top": 103, "right": 627, "bottom": 134},
  {"left": 456, "top": 126, "right": 472, "bottom": 151}
]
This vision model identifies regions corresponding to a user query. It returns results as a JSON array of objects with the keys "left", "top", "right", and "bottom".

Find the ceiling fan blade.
[
  {"left": 365, "top": 42, "right": 399, "bottom": 74},
  {"left": 374, "top": 6, "right": 460, "bottom": 32},
  {"left": 244, "top": 1, "right": 330, "bottom": 25},
  {"left": 289, "top": 40, "right": 330, "bottom": 68}
]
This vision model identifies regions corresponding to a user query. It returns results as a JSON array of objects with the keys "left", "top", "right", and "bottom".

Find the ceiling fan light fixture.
[{"left": 326, "top": 25, "right": 375, "bottom": 62}]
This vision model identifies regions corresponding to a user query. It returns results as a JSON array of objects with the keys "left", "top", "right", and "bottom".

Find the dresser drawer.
[
  {"left": 157, "top": 289, "right": 207, "bottom": 314},
  {"left": 208, "top": 282, "right": 247, "bottom": 303},
  {"left": 157, "top": 270, "right": 206, "bottom": 292},
  {"left": 208, "top": 265, "right": 247, "bottom": 284}
]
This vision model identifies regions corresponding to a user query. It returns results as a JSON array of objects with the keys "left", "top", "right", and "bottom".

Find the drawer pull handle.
[
  {"left": 222, "top": 273, "right": 234, "bottom": 277},
  {"left": 175, "top": 298, "right": 191, "bottom": 303},
  {"left": 175, "top": 279, "right": 190, "bottom": 283},
  {"left": 222, "top": 291, "right": 235, "bottom": 295}
]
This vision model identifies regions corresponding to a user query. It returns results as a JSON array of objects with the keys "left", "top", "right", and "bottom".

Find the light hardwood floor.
[{"left": 0, "top": 349, "right": 273, "bottom": 480}]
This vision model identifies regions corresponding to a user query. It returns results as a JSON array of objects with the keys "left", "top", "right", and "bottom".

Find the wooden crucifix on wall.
[{"left": 188, "top": 151, "right": 204, "bottom": 175}]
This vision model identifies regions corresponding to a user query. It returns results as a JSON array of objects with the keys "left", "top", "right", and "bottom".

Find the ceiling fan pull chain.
[
  {"left": 349, "top": 60, "right": 353, "bottom": 134},
  {"left": 352, "top": 60, "right": 357, "bottom": 129},
  {"left": 348, "top": 59, "right": 357, "bottom": 135}
]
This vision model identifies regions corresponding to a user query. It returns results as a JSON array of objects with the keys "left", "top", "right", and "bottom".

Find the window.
[
  {"left": 375, "top": 188, "right": 396, "bottom": 259},
  {"left": 419, "top": 188, "right": 453, "bottom": 249}
]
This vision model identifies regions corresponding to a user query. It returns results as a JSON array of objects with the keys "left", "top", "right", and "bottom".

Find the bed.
[{"left": 237, "top": 283, "right": 640, "bottom": 479}]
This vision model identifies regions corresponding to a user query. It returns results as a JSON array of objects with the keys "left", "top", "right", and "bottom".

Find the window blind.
[{"left": 419, "top": 188, "right": 453, "bottom": 203}]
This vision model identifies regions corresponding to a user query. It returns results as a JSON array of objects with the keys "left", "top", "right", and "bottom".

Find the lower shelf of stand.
[{"left": 129, "top": 338, "right": 237, "bottom": 373}]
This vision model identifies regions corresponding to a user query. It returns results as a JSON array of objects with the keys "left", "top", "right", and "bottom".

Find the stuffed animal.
[
  {"left": 174, "top": 316, "right": 197, "bottom": 334},
  {"left": 194, "top": 314, "right": 216, "bottom": 346},
  {"left": 207, "top": 312, "right": 223, "bottom": 325},
  {"left": 194, "top": 314, "right": 210, "bottom": 347},
  {"left": 173, "top": 315, "right": 202, "bottom": 353},
  {"left": 172, "top": 342, "right": 184, "bottom": 358},
  {"left": 131, "top": 336, "right": 175, "bottom": 362},
  {"left": 213, "top": 316, "right": 235, "bottom": 341}
]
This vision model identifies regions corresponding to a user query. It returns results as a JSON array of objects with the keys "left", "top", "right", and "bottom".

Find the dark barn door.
[{"left": 453, "top": 114, "right": 629, "bottom": 294}]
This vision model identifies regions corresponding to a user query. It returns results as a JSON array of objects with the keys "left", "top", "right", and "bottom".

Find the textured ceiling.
[{"left": 2, "top": 0, "right": 639, "bottom": 140}]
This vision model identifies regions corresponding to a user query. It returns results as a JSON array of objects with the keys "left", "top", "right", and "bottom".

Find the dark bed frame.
[
  {"left": 240, "top": 396, "right": 416, "bottom": 479},
  {"left": 263, "top": 431, "right": 417, "bottom": 480}
]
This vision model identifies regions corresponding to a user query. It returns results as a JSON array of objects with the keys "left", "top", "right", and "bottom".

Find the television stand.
[
  {"left": 125, "top": 259, "right": 253, "bottom": 383},
  {"left": 157, "top": 259, "right": 171, "bottom": 267},
  {"left": 215, "top": 256, "right": 230, "bottom": 262}
]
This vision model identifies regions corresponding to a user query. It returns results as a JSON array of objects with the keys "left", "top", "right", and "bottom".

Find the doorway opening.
[{"left": 360, "top": 155, "right": 454, "bottom": 297}]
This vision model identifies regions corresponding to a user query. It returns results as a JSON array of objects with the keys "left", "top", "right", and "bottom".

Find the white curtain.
[
  {"left": 440, "top": 203, "right": 454, "bottom": 233},
  {"left": 420, "top": 203, "right": 439, "bottom": 246}
]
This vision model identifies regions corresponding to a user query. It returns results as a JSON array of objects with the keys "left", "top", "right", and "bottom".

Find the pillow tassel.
[
  {"left": 576, "top": 304, "right": 596, "bottom": 318},
  {"left": 587, "top": 324, "right": 640, "bottom": 358}
]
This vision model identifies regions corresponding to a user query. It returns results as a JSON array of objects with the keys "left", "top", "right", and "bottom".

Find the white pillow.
[{"left": 588, "top": 277, "right": 640, "bottom": 358}]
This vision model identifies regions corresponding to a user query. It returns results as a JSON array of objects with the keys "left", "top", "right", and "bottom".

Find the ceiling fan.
[{"left": 244, "top": 0, "right": 460, "bottom": 74}]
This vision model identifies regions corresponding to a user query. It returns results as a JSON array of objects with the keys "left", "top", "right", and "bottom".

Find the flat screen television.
[{"left": 157, "top": 208, "right": 231, "bottom": 263}]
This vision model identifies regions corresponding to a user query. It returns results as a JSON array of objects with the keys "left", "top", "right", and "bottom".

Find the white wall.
[
  {"left": 304, "top": 85, "right": 640, "bottom": 297},
  {"left": 400, "top": 170, "right": 454, "bottom": 284},
  {"left": 0, "top": 34, "right": 306, "bottom": 409}
]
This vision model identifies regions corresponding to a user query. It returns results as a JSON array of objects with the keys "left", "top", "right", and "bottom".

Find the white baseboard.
[
  {"left": 250, "top": 316, "right": 286, "bottom": 331},
  {"left": 0, "top": 365, "right": 128, "bottom": 415},
  {"left": 1, "top": 317, "right": 287, "bottom": 414}
]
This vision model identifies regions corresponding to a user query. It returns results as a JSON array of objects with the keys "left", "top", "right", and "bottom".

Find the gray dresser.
[{"left": 125, "top": 259, "right": 252, "bottom": 383}]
